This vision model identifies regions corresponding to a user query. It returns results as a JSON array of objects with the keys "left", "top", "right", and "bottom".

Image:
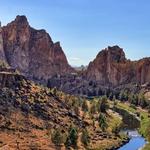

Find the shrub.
[
  {"left": 82, "top": 100, "right": 88, "bottom": 112},
  {"left": 98, "top": 96, "right": 109, "bottom": 113},
  {"left": 51, "top": 129, "right": 63, "bottom": 146},
  {"left": 98, "top": 113, "right": 108, "bottom": 131},
  {"left": 65, "top": 127, "right": 78, "bottom": 148},
  {"left": 81, "top": 128, "right": 90, "bottom": 146},
  {"left": 90, "top": 101, "right": 97, "bottom": 114}
]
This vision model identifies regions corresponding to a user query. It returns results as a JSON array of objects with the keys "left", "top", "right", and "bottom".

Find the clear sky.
[{"left": 0, "top": 0, "right": 150, "bottom": 66}]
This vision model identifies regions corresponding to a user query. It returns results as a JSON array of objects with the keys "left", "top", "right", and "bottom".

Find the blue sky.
[{"left": 0, "top": 0, "right": 150, "bottom": 66}]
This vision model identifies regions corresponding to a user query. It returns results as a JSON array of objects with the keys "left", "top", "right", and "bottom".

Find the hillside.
[{"left": 0, "top": 68, "right": 129, "bottom": 150}]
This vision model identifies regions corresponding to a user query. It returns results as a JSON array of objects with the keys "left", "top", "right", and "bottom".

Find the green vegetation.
[
  {"left": 118, "top": 90, "right": 149, "bottom": 109},
  {"left": 81, "top": 128, "right": 90, "bottom": 146},
  {"left": 90, "top": 101, "right": 97, "bottom": 114},
  {"left": 114, "top": 100, "right": 150, "bottom": 150},
  {"left": 82, "top": 99, "right": 89, "bottom": 112},
  {"left": 0, "top": 60, "right": 9, "bottom": 68},
  {"left": 139, "top": 112, "right": 150, "bottom": 150},
  {"left": 117, "top": 102, "right": 136, "bottom": 113},
  {"left": 98, "top": 113, "right": 108, "bottom": 131},
  {"left": 65, "top": 127, "right": 78, "bottom": 148},
  {"left": 39, "top": 88, "right": 150, "bottom": 149},
  {"left": 98, "top": 96, "right": 109, "bottom": 113},
  {"left": 2, "top": 69, "right": 150, "bottom": 150},
  {"left": 143, "top": 143, "right": 150, "bottom": 150},
  {"left": 51, "top": 129, "right": 64, "bottom": 146}
]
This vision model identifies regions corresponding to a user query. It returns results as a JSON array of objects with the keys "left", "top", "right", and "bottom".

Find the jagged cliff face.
[
  {"left": 1, "top": 15, "right": 150, "bottom": 93},
  {"left": 1, "top": 15, "right": 73, "bottom": 81},
  {"left": 0, "top": 22, "right": 6, "bottom": 62},
  {"left": 47, "top": 46, "right": 150, "bottom": 97},
  {"left": 86, "top": 46, "right": 150, "bottom": 86},
  {"left": 136, "top": 58, "right": 150, "bottom": 84}
]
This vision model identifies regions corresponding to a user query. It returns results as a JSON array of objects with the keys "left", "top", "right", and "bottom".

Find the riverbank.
[
  {"left": 142, "top": 142, "right": 150, "bottom": 150},
  {"left": 109, "top": 137, "right": 130, "bottom": 150},
  {"left": 109, "top": 101, "right": 150, "bottom": 150},
  {"left": 117, "top": 130, "right": 146, "bottom": 150}
]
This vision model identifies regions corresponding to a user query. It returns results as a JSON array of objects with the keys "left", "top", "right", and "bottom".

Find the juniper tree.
[
  {"left": 98, "top": 96, "right": 109, "bottom": 113},
  {"left": 65, "top": 127, "right": 78, "bottom": 148},
  {"left": 82, "top": 100, "right": 88, "bottom": 112},
  {"left": 98, "top": 113, "right": 108, "bottom": 131},
  {"left": 51, "top": 129, "right": 63, "bottom": 146},
  {"left": 81, "top": 128, "right": 90, "bottom": 146}
]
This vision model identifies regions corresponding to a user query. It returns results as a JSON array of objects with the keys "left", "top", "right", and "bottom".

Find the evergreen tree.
[
  {"left": 119, "top": 90, "right": 129, "bottom": 101},
  {"left": 52, "top": 87, "right": 57, "bottom": 95},
  {"left": 98, "top": 96, "right": 109, "bottom": 113},
  {"left": 51, "top": 129, "right": 63, "bottom": 146},
  {"left": 90, "top": 101, "right": 97, "bottom": 114},
  {"left": 138, "top": 94, "right": 148, "bottom": 108},
  {"left": 74, "top": 106, "right": 80, "bottom": 116},
  {"left": 112, "top": 95, "right": 116, "bottom": 101},
  {"left": 82, "top": 100, "right": 88, "bottom": 112},
  {"left": 98, "top": 113, "right": 108, "bottom": 131},
  {"left": 81, "top": 128, "right": 90, "bottom": 146},
  {"left": 65, "top": 127, "right": 78, "bottom": 148},
  {"left": 109, "top": 92, "right": 113, "bottom": 100},
  {"left": 98, "top": 88, "right": 103, "bottom": 96}
]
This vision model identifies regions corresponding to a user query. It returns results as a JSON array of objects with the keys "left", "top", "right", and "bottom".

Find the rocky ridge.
[
  {"left": 1, "top": 16, "right": 150, "bottom": 97},
  {"left": 1, "top": 15, "right": 73, "bottom": 83},
  {"left": 0, "top": 70, "right": 126, "bottom": 150},
  {"left": 86, "top": 45, "right": 150, "bottom": 86},
  {"left": 48, "top": 46, "right": 150, "bottom": 97}
]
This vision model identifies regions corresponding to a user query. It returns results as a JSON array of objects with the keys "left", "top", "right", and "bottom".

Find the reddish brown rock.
[
  {"left": 1, "top": 16, "right": 150, "bottom": 92},
  {"left": 1, "top": 15, "right": 73, "bottom": 81},
  {"left": 136, "top": 58, "right": 150, "bottom": 84},
  {"left": 86, "top": 46, "right": 150, "bottom": 86}
]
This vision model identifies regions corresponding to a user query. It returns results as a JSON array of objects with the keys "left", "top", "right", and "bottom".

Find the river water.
[{"left": 118, "top": 130, "right": 147, "bottom": 150}]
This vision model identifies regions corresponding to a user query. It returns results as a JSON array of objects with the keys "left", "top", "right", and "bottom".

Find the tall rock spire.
[
  {"left": 1, "top": 16, "right": 73, "bottom": 80},
  {"left": 0, "top": 21, "right": 6, "bottom": 62}
]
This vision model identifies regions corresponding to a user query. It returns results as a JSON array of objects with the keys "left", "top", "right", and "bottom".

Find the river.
[{"left": 118, "top": 130, "right": 147, "bottom": 150}]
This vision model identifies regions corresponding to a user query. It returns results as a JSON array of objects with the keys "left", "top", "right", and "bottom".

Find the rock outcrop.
[
  {"left": 48, "top": 46, "right": 150, "bottom": 96},
  {"left": 1, "top": 15, "right": 73, "bottom": 82},
  {"left": 1, "top": 16, "right": 150, "bottom": 96},
  {"left": 86, "top": 46, "right": 150, "bottom": 86},
  {"left": 0, "top": 22, "right": 6, "bottom": 62}
]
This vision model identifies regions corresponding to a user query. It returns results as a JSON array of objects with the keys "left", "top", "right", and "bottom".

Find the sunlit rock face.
[
  {"left": 1, "top": 15, "right": 73, "bottom": 82},
  {"left": 1, "top": 15, "right": 150, "bottom": 94},
  {"left": 0, "top": 22, "right": 6, "bottom": 63},
  {"left": 86, "top": 46, "right": 150, "bottom": 86}
]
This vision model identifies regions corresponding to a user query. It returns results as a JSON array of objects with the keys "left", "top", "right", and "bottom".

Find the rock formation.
[
  {"left": 0, "top": 22, "right": 6, "bottom": 62},
  {"left": 48, "top": 46, "right": 150, "bottom": 97},
  {"left": 1, "top": 15, "right": 73, "bottom": 82},
  {"left": 86, "top": 46, "right": 150, "bottom": 86},
  {"left": 1, "top": 16, "right": 150, "bottom": 96}
]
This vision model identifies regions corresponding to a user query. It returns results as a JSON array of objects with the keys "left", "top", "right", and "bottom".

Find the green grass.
[
  {"left": 139, "top": 111, "right": 150, "bottom": 137},
  {"left": 117, "top": 102, "right": 137, "bottom": 113},
  {"left": 107, "top": 111, "right": 122, "bottom": 133}
]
